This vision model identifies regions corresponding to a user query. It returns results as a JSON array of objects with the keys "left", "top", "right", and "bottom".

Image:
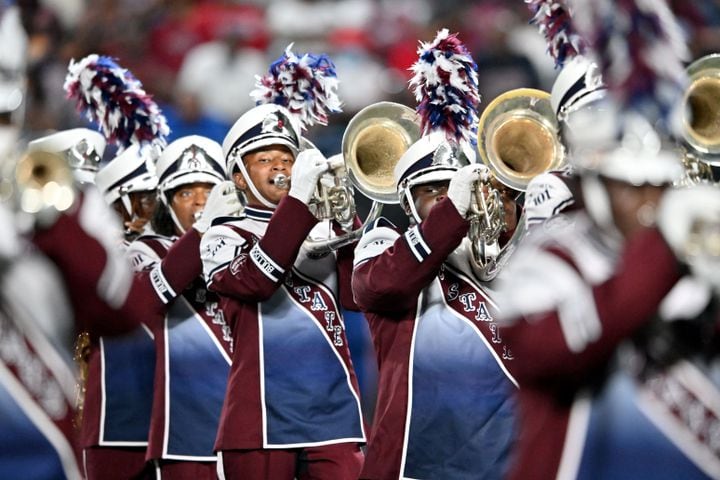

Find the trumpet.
[
  {"left": 302, "top": 102, "right": 421, "bottom": 253},
  {"left": 470, "top": 88, "right": 564, "bottom": 280}
]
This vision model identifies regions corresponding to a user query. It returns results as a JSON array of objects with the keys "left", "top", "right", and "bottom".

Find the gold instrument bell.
[
  {"left": 476, "top": 88, "right": 564, "bottom": 192},
  {"left": 302, "top": 101, "right": 422, "bottom": 253},
  {"left": 470, "top": 88, "right": 564, "bottom": 280},
  {"left": 343, "top": 101, "right": 422, "bottom": 204},
  {"left": 683, "top": 53, "right": 720, "bottom": 155}
]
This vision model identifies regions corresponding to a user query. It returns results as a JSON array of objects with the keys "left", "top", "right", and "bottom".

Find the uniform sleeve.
[
  {"left": 352, "top": 198, "right": 469, "bottom": 314},
  {"left": 497, "top": 227, "right": 682, "bottom": 386},
  {"left": 31, "top": 189, "right": 143, "bottom": 337},
  {"left": 201, "top": 195, "right": 318, "bottom": 302},
  {"left": 333, "top": 216, "right": 362, "bottom": 311},
  {"left": 128, "top": 229, "right": 204, "bottom": 313}
]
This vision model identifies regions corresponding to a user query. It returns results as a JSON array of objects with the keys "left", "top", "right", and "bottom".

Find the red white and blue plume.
[
  {"left": 63, "top": 54, "right": 169, "bottom": 151},
  {"left": 526, "top": 0, "right": 586, "bottom": 68},
  {"left": 409, "top": 28, "right": 480, "bottom": 145},
  {"left": 250, "top": 44, "right": 342, "bottom": 131},
  {"left": 572, "top": 0, "right": 689, "bottom": 133}
]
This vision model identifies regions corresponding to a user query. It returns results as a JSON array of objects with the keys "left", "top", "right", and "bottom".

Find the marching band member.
[
  {"left": 0, "top": 11, "right": 147, "bottom": 478},
  {"left": 94, "top": 144, "right": 160, "bottom": 244},
  {"left": 6, "top": 159, "right": 149, "bottom": 480},
  {"left": 60, "top": 54, "right": 170, "bottom": 479},
  {"left": 351, "top": 30, "right": 518, "bottom": 480},
  {"left": 125, "top": 135, "right": 240, "bottom": 479},
  {"left": 352, "top": 136, "right": 519, "bottom": 480},
  {"left": 200, "top": 103, "right": 365, "bottom": 479},
  {"left": 79, "top": 144, "right": 161, "bottom": 480},
  {"left": 496, "top": 116, "right": 720, "bottom": 480},
  {"left": 496, "top": 1, "right": 720, "bottom": 478},
  {"left": 200, "top": 45, "right": 365, "bottom": 480}
]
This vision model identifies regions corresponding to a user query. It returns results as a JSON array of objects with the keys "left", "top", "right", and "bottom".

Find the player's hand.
[
  {"left": 193, "top": 181, "right": 243, "bottom": 234},
  {"left": 524, "top": 172, "right": 575, "bottom": 228},
  {"left": 657, "top": 184, "right": 720, "bottom": 290},
  {"left": 448, "top": 164, "right": 489, "bottom": 218},
  {"left": 288, "top": 149, "right": 330, "bottom": 205}
]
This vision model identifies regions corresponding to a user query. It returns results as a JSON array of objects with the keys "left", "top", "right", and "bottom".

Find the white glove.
[
  {"left": 193, "top": 181, "right": 243, "bottom": 233},
  {"left": 448, "top": 164, "right": 488, "bottom": 218},
  {"left": 288, "top": 149, "right": 330, "bottom": 205},
  {"left": 657, "top": 185, "right": 720, "bottom": 290},
  {"left": 524, "top": 172, "right": 575, "bottom": 227}
]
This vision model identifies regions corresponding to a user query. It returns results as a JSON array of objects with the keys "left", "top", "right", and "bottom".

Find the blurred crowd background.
[
  {"left": 19, "top": 0, "right": 720, "bottom": 155},
  {"left": 14, "top": 0, "right": 720, "bottom": 419}
]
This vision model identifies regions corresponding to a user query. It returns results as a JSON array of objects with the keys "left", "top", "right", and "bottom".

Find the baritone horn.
[
  {"left": 679, "top": 53, "right": 720, "bottom": 185},
  {"left": 303, "top": 101, "right": 422, "bottom": 253},
  {"left": 471, "top": 88, "right": 564, "bottom": 280}
]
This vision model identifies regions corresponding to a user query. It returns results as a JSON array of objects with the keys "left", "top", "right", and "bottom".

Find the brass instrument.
[
  {"left": 471, "top": 88, "right": 564, "bottom": 280},
  {"left": 683, "top": 54, "right": 720, "bottom": 155},
  {"left": 73, "top": 331, "right": 91, "bottom": 429},
  {"left": 303, "top": 102, "right": 422, "bottom": 253},
  {"left": 15, "top": 149, "right": 76, "bottom": 216},
  {"left": 305, "top": 153, "right": 358, "bottom": 232},
  {"left": 676, "top": 148, "right": 715, "bottom": 187},
  {"left": 680, "top": 54, "right": 720, "bottom": 185}
]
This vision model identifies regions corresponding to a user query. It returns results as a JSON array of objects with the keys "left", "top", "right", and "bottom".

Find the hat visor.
[
  {"left": 402, "top": 167, "right": 457, "bottom": 190},
  {"left": 240, "top": 136, "right": 299, "bottom": 159}
]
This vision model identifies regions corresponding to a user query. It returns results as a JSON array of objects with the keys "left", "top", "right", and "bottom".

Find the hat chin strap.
[
  {"left": 120, "top": 194, "right": 133, "bottom": 218},
  {"left": 401, "top": 185, "right": 423, "bottom": 224},
  {"left": 169, "top": 208, "right": 186, "bottom": 235},
  {"left": 160, "top": 192, "right": 187, "bottom": 235},
  {"left": 236, "top": 160, "right": 277, "bottom": 209}
]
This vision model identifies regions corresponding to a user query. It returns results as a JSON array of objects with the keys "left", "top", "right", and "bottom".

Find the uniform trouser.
[
  {"left": 217, "top": 442, "right": 364, "bottom": 480},
  {"left": 83, "top": 446, "right": 153, "bottom": 480}
]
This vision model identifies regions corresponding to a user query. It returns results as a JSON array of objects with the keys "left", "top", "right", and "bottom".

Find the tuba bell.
[
  {"left": 679, "top": 53, "right": 720, "bottom": 185},
  {"left": 303, "top": 102, "right": 422, "bottom": 253},
  {"left": 470, "top": 88, "right": 564, "bottom": 280}
]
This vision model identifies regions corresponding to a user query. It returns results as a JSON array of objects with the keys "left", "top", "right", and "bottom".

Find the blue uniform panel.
[
  {"left": 0, "top": 382, "right": 68, "bottom": 479},
  {"left": 166, "top": 299, "right": 230, "bottom": 458},
  {"left": 261, "top": 288, "right": 363, "bottom": 446},
  {"left": 102, "top": 327, "right": 155, "bottom": 443},
  {"left": 405, "top": 303, "right": 515, "bottom": 480},
  {"left": 578, "top": 372, "right": 711, "bottom": 480}
]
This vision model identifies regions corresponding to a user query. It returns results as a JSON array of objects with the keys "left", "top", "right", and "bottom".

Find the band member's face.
[
  {"left": 170, "top": 182, "right": 214, "bottom": 233},
  {"left": 411, "top": 180, "right": 450, "bottom": 221},
  {"left": 233, "top": 145, "right": 295, "bottom": 206},
  {"left": 603, "top": 177, "right": 665, "bottom": 239},
  {"left": 112, "top": 190, "right": 157, "bottom": 237},
  {"left": 131, "top": 191, "right": 158, "bottom": 224}
]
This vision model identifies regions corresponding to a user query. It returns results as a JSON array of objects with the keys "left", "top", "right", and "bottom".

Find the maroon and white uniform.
[
  {"left": 1, "top": 190, "right": 144, "bottom": 480},
  {"left": 200, "top": 198, "right": 365, "bottom": 453},
  {"left": 126, "top": 229, "right": 232, "bottom": 465},
  {"left": 80, "top": 228, "right": 209, "bottom": 477},
  {"left": 493, "top": 210, "right": 720, "bottom": 480},
  {"left": 352, "top": 198, "right": 517, "bottom": 480}
]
